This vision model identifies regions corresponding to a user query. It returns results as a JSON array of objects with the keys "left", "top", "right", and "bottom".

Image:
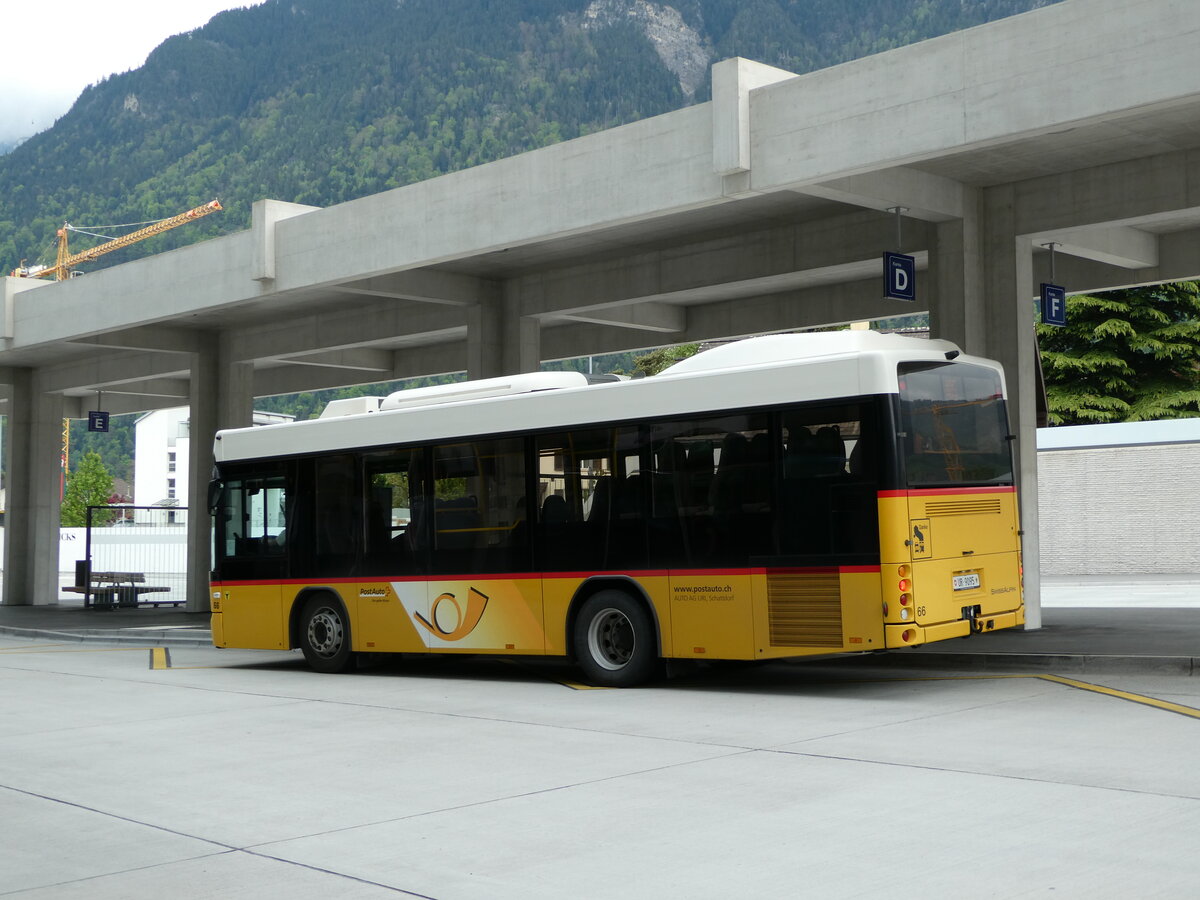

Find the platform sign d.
[
  {"left": 1040, "top": 283, "right": 1067, "bottom": 327},
  {"left": 87, "top": 411, "right": 110, "bottom": 433},
  {"left": 884, "top": 252, "right": 916, "bottom": 302}
]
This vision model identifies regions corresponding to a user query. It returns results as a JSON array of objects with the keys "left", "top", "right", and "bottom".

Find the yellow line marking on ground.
[
  {"left": 1037, "top": 674, "right": 1200, "bottom": 720},
  {"left": 559, "top": 679, "right": 612, "bottom": 690},
  {"left": 867, "top": 672, "right": 1200, "bottom": 719},
  {"left": 497, "top": 657, "right": 612, "bottom": 690},
  {"left": 149, "top": 647, "right": 171, "bottom": 670}
]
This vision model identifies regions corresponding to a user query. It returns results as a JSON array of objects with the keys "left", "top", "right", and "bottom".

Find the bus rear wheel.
[
  {"left": 574, "top": 590, "right": 659, "bottom": 688},
  {"left": 299, "top": 595, "right": 354, "bottom": 673}
]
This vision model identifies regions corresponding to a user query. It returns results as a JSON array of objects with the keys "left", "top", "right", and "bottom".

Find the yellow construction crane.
[{"left": 10, "top": 199, "right": 222, "bottom": 281}]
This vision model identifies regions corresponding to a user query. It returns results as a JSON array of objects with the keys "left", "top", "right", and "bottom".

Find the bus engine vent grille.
[
  {"left": 922, "top": 498, "right": 1002, "bottom": 517},
  {"left": 766, "top": 572, "right": 843, "bottom": 648}
]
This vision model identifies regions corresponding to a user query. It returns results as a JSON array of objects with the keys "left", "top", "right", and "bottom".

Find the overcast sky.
[{"left": 1, "top": 1, "right": 265, "bottom": 146}]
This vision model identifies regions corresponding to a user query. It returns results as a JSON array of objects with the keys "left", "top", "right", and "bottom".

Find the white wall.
[{"left": 1037, "top": 423, "right": 1200, "bottom": 576}]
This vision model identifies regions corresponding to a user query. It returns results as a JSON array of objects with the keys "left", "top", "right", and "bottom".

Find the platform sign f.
[{"left": 1041, "top": 283, "right": 1067, "bottom": 327}]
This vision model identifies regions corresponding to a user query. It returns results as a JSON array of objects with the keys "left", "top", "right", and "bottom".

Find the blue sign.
[
  {"left": 1041, "top": 283, "right": 1067, "bottom": 327},
  {"left": 884, "top": 252, "right": 916, "bottom": 302},
  {"left": 87, "top": 411, "right": 110, "bottom": 433}
]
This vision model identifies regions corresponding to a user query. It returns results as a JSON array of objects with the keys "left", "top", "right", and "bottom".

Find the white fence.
[{"left": 0, "top": 519, "right": 192, "bottom": 605}]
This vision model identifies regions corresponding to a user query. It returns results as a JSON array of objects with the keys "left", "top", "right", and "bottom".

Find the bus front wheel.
[
  {"left": 574, "top": 591, "right": 659, "bottom": 688},
  {"left": 299, "top": 595, "right": 354, "bottom": 674}
]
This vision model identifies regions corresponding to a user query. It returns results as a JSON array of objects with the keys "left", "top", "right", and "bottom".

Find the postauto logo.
[{"left": 413, "top": 587, "right": 490, "bottom": 641}]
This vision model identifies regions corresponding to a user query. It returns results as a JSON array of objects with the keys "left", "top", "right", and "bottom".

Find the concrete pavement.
[{"left": 4, "top": 630, "right": 1199, "bottom": 898}]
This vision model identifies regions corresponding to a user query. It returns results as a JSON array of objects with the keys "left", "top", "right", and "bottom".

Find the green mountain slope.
[{"left": 1, "top": 0, "right": 1058, "bottom": 273}]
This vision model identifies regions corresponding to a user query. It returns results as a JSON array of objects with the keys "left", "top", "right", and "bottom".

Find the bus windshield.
[{"left": 898, "top": 362, "right": 1013, "bottom": 487}]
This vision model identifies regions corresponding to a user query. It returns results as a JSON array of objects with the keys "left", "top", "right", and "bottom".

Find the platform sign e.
[
  {"left": 1040, "top": 283, "right": 1067, "bottom": 327},
  {"left": 884, "top": 252, "right": 916, "bottom": 302},
  {"left": 87, "top": 411, "right": 110, "bottom": 433}
]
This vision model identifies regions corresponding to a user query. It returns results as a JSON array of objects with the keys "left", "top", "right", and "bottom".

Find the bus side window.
[
  {"left": 779, "top": 404, "right": 879, "bottom": 558},
  {"left": 649, "top": 413, "right": 770, "bottom": 567},
  {"left": 314, "top": 455, "right": 360, "bottom": 574},
  {"left": 213, "top": 469, "right": 290, "bottom": 580},
  {"left": 536, "top": 427, "right": 614, "bottom": 572},
  {"left": 432, "top": 438, "right": 528, "bottom": 575},
  {"left": 362, "top": 448, "right": 425, "bottom": 576}
]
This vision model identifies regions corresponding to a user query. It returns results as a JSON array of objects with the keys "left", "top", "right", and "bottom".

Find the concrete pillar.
[
  {"left": 2, "top": 370, "right": 67, "bottom": 606},
  {"left": 466, "top": 288, "right": 540, "bottom": 379},
  {"left": 184, "top": 332, "right": 253, "bottom": 613},
  {"left": 929, "top": 187, "right": 987, "bottom": 352},
  {"left": 982, "top": 186, "right": 1042, "bottom": 628},
  {"left": 218, "top": 332, "right": 254, "bottom": 430},
  {"left": 185, "top": 336, "right": 220, "bottom": 613}
]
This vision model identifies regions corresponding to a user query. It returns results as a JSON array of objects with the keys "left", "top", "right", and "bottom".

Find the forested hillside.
[{"left": 0, "top": 0, "right": 1057, "bottom": 273}]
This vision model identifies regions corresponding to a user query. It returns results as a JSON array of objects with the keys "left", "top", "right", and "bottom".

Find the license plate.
[{"left": 952, "top": 573, "right": 980, "bottom": 591}]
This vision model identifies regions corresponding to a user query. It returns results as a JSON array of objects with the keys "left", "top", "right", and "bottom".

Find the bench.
[{"left": 63, "top": 571, "right": 178, "bottom": 609}]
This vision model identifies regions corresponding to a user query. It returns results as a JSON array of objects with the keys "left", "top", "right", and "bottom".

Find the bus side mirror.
[{"left": 207, "top": 479, "right": 224, "bottom": 515}]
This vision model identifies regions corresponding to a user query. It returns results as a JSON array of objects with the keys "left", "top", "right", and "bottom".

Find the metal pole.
[
  {"left": 887, "top": 206, "right": 909, "bottom": 251},
  {"left": 1041, "top": 242, "right": 1059, "bottom": 282}
]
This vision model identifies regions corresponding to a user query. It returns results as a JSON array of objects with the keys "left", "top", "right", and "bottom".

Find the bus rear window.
[{"left": 898, "top": 362, "right": 1013, "bottom": 487}]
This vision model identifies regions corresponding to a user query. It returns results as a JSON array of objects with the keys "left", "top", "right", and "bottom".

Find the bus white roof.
[
  {"left": 660, "top": 332, "right": 962, "bottom": 377},
  {"left": 215, "top": 332, "right": 998, "bottom": 463}
]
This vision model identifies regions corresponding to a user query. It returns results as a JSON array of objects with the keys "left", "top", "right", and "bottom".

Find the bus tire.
[
  {"left": 299, "top": 594, "right": 354, "bottom": 674},
  {"left": 573, "top": 590, "right": 659, "bottom": 688}
]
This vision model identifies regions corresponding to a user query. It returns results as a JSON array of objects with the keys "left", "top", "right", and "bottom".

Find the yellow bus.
[{"left": 209, "top": 332, "right": 1024, "bottom": 686}]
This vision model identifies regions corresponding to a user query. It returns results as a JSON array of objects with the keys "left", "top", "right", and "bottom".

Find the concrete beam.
[
  {"left": 81, "top": 378, "right": 191, "bottom": 400},
  {"left": 516, "top": 211, "right": 931, "bottom": 318},
  {"left": 272, "top": 102, "right": 721, "bottom": 293},
  {"left": 1030, "top": 225, "right": 1159, "bottom": 270},
  {"left": 1012, "top": 150, "right": 1200, "bottom": 236},
  {"left": 227, "top": 301, "right": 467, "bottom": 362},
  {"left": 252, "top": 341, "right": 466, "bottom": 397},
  {"left": 68, "top": 325, "right": 211, "bottom": 354},
  {"left": 268, "top": 349, "right": 396, "bottom": 373},
  {"left": 62, "top": 394, "right": 184, "bottom": 417},
  {"left": 540, "top": 276, "right": 914, "bottom": 361},
  {"left": 557, "top": 302, "right": 686, "bottom": 333},
  {"left": 749, "top": 0, "right": 1200, "bottom": 191},
  {"left": 797, "top": 167, "right": 965, "bottom": 222},
  {"left": 35, "top": 351, "right": 190, "bottom": 395},
  {"left": 9, "top": 231, "right": 254, "bottom": 349},
  {"left": 337, "top": 270, "right": 499, "bottom": 306},
  {"left": 1025, "top": 226, "right": 1200, "bottom": 295}
]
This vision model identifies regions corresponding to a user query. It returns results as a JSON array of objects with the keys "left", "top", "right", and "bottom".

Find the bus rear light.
[
  {"left": 901, "top": 629, "right": 915, "bottom": 643},
  {"left": 898, "top": 579, "right": 910, "bottom": 592},
  {"left": 898, "top": 565, "right": 909, "bottom": 578},
  {"left": 882, "top": 602, "right": 889, "bottom": 616},
  {"left": 899, "top": 593, "right": 910, "bottom": 606}
]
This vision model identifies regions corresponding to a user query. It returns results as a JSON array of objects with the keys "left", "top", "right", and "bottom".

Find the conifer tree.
[{"left": 1037, "top": 282, "right": 1200, "bottom": 425}]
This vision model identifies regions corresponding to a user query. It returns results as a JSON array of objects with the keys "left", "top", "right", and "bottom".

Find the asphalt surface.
[{"left": 1, "top": 577, "right": 1197, "bottom": 674}]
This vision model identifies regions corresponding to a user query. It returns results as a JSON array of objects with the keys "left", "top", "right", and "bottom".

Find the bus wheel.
[
  {"left": 299, "top": 595, "right": 354, "bottom": 674},
  {"left": 574, "top": 591, "right": 658, "bottom": 688}
]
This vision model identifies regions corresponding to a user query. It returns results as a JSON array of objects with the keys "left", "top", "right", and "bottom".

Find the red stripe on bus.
[{"left": 752, "top": 565, "right": 880, "bottom": 575}]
